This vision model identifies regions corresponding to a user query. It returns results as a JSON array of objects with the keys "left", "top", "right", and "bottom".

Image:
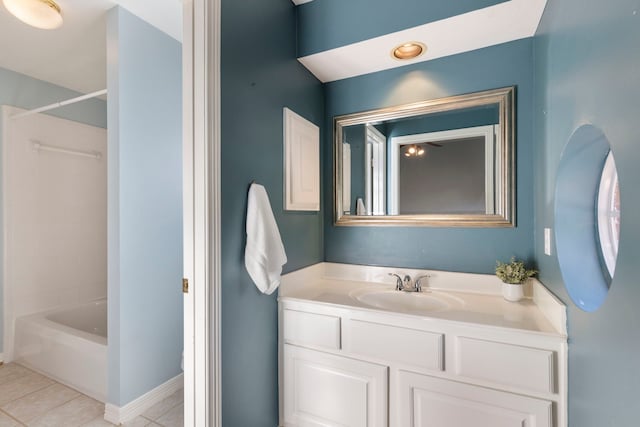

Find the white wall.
[{"left": 2, "top": 106, "right": 107, "bottom": 360}]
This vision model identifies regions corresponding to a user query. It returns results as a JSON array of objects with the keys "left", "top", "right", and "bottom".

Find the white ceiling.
[
  {"left": 298, "top": 0, "right": 547, "bottom": 83},
  {"left": 1, "top": 0, "right": 545, "bottom": 95},
  {"left": 0, "top": 0, "right": 182, "bottom": 95}
]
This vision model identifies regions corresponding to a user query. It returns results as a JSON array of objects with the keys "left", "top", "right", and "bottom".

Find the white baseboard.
[{"left": 104, "top": 373, "right": 183, "bottom": 425}]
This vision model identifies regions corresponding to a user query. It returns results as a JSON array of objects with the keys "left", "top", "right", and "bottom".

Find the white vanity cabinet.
[{"left": 279, "top": 300, "right": 566, "bottom": 427}]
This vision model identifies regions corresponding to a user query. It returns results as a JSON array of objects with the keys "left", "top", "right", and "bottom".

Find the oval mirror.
[{"left": 555, "top": 124, "right": 620, "bottom": 311}]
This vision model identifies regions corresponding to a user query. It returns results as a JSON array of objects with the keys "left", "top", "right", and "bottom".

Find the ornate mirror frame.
[{"left": 333, "top": 86, "right": 515, "bottom": 227}]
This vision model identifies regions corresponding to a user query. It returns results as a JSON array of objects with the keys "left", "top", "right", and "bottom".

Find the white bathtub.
[{"left": 13, "top": 299, "right": 107, "bottom": 402}]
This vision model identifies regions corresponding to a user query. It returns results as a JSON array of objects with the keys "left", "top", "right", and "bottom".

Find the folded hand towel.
[{"left": 245, "top": 183, "right": 287, "bottom": 295}]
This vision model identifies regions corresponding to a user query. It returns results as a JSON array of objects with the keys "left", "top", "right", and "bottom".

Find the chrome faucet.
[{"left": 388, "top": 273, "right": 431, "bottom": 292}]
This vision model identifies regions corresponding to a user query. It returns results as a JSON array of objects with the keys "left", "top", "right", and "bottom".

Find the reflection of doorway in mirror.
[
  {"left": 364, "top": 124, "right": 386, "bottom": 215},
  {"left": 389, "top": 125, "right": 496, "bottom": 215}
]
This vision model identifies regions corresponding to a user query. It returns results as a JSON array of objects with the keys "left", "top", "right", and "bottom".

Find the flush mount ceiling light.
[
  {"left": 392, "top": 42, "right": 426, "bottom": 60},
  {"left": 3, "top": 0, "right": 63, "bottom": 29}
]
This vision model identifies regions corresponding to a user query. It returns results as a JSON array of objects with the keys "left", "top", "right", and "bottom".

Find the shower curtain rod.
[{"left": 11, "top": 89, "right": 107, "bottom": 119}]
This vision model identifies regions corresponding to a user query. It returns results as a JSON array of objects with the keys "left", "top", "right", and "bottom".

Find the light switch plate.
[{"left": 544, "top": 228, "right": 552, "bottom": 256}]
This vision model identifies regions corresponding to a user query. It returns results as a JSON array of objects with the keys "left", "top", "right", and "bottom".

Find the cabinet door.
[
  {"left": 395, "top": 371, "right": 553, "bottom": 427},
  {"left": 283, "top": 345, "right": 388, "bottom": 427}
]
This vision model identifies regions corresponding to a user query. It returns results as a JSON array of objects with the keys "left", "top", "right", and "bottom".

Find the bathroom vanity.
[{"left": 278, "top": 263, "right": 567, "bottom": 427}]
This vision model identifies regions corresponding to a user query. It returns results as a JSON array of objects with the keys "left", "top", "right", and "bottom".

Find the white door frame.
[
  {"left": 364, "top": 125, "right": 386, "bottom": 216},
  {"left": 388, "top": 125, "right": 495, "bottom": 215},
  {"left": 183, "top": 0, "right": 221, "bottom": 425}
]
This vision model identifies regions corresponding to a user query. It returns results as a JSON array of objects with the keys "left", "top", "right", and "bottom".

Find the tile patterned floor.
[{"left": 0, "top": 363, "right": 183, "bottom": 427}]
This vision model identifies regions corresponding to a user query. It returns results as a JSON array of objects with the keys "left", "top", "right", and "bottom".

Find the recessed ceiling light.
[
  {"left": 3, "top": 0, "right": 63, "bottom": 30},
  {"left": 391, "top": 42, "right": 426, "bottom": 60}
]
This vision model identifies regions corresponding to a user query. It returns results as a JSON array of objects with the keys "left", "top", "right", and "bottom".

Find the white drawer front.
[
  {"left": 345, "top": 319, "right": 443, "bottom": 371},
  {"left": 283, "top": 309, "right": 341, "bottom": 350},
  {"left": 456, "top": 337, "right": 555, "bottom": 393}
]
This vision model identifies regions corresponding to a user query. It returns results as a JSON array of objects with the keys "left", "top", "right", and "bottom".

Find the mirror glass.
[
  {"left": 334, "top": 87, "right": 515, "bottom": 227},
  {"left": 555, "top": 124, "right": 618, "bottom": 312}
]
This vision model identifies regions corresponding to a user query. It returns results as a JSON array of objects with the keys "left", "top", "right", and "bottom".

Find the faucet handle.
[
  {"left": 414, "top": 274, "right": 431, "bottom": 292},
  {"left": 388, "top": 273, "right": 404, "bottom": 291}
]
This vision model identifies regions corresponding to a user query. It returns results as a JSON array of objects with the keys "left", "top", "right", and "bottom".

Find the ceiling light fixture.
[
  {"left": 404, "top": 145, "right": 425, "bottom": 157},
  {"left": 3, "top": 0, "right": 63, "bottom": 30},
  {"left": 392, "top": 42, "right": 426, "bottom": 60}
]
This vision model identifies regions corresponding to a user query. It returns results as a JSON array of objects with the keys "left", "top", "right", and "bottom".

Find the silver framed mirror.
[{"left": 334, "top": 86, "right": 515, "bottom": 227}]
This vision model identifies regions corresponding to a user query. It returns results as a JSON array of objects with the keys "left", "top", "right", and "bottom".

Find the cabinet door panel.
[
  {"left": 396, "top": 371, "right": 552, "bottom": 427},
  {"left": 284, "top": 345, "right": 387, "bottom": 427}
]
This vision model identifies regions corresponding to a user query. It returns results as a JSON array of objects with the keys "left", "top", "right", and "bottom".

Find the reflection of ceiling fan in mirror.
[{"left": 403, "top": 142, "right": 443, "bottom": 157}]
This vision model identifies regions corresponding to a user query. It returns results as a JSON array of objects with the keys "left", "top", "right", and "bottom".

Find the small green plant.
[{"left": 495, "top": 257, "right": 537, "bottom": 284}]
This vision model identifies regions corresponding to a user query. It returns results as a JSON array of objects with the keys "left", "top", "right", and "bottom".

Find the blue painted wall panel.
[
  {"left": 220, "top": 0, "right": 324, "bottom": 425},
  {"left": 107, "top": 7, "right": 183, "bottom": 406},
  {"left": 0, "top": 68, "right": 106, "bottom": 355},
  {"left": 533, "top": 0, "right": 640, "bottom": 424},
  {"left": 297, "top": 0, "right": 509, "bottom": 56},
  {"left": 324, "top": 39, "right": 534, "bottom": 273}
]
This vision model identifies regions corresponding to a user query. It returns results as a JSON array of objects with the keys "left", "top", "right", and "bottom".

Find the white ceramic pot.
[{"left": 501, "top": 282, "right": 524, "bottom": 302}]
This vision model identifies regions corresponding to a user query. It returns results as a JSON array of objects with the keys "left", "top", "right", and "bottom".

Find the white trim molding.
[
  {"left": 104, "top": 374, "right": 184, "bottom": 425},
  {"left": 182, "top": 0, "right": 221, "bottom": 425}
]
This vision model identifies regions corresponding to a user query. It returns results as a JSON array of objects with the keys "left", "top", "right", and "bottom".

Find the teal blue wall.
[
  {"left": 324, "top": 39, "right": 534, "bottom": 273},
  {"left": 296, "top": 0, "right": 508, "bottom": 56},
  {"left": 0, "top": 68, "right": 107, "bottom": 356},
  {"left": 220, "top": 0, "right": 324, "bottom": 425},
  {"left": 533, "top": 0, "right": 640, "bottom": 424},
  {"left": 106, "top": 7, "right": 183, "bottom": 406}
]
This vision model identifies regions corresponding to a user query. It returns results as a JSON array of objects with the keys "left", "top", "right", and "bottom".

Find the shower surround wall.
[
  {"left": 0, "top": 67, "right": 107, "bottom": 358},
  {"left": 1, "top": 106, "right": 107, "bottom": 360}
]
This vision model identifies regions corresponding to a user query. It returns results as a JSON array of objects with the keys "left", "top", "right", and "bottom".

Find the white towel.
[
  {"left": 356, "top": 197, "right": 366, "bottom": 215},
  {"left": 245, "top": 183, "right": 287, "bottom": 295}
]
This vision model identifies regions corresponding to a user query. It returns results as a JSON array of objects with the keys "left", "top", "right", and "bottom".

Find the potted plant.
[{"left": 495, "top": 257, "right": 537, "bottom": 302}]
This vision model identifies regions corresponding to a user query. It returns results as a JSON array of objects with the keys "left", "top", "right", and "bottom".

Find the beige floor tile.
[
  {"left": 0, "top": 364, "right": 31, "bottom": 386},
  {"left": 28, "top": 395, "right": 104, "bottom": 427},
  {"left": 121, "top": 416, "right": 153, "bottom": 427},
  {"left": 141, "top": 389, "right": 183, "bottom": 421},
  {"left": 2, "top": 383, "right": 80, "bottom": 423},
  {"left": 0, "top": 410, "right": 22, "bottom": 427},
  {"left": 0, "top": 372, "right": 54, "bottom": 406},
  {"left": 155, "top": 403, "right": 183, "bottom": 427},
  {"left": 80, "top": 416, "right": 116, "bottom": 426}
]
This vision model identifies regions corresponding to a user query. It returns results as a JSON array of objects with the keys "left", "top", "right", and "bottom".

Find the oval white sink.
[{"left": 353, "top": 290, "right": 463, "bottom": 313}]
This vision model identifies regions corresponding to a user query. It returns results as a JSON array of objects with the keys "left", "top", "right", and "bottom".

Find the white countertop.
[{"left": 279, "top": 263, "right": 567, "bottom": 337}]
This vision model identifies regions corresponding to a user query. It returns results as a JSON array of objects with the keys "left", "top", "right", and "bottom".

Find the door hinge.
[{"left": 182, "top": 278, "right": 189, "bottom": 293}]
